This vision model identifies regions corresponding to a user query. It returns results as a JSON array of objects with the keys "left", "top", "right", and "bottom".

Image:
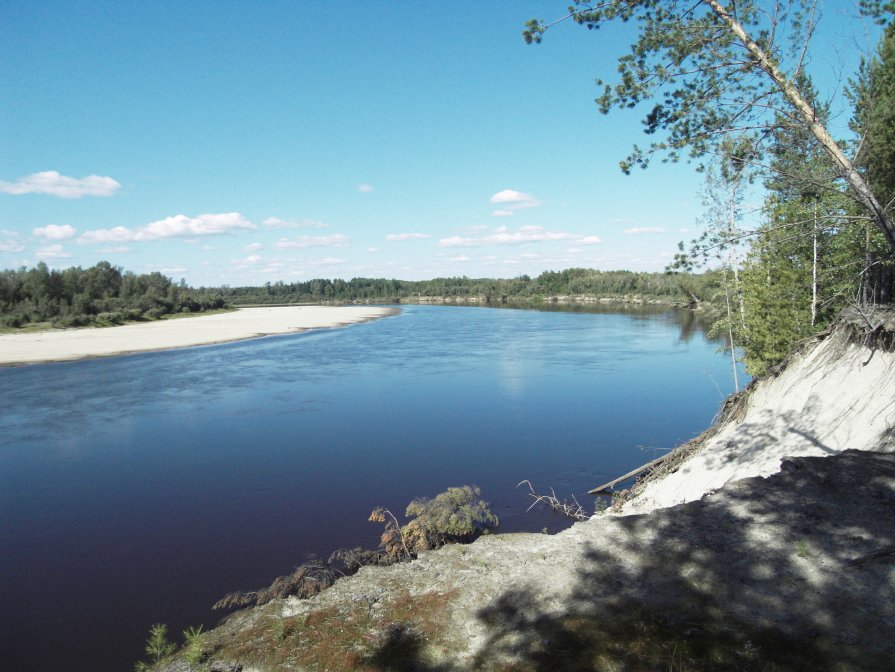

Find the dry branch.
[{"left": 518, "top": 480, "right": 590, "bottom": 521}]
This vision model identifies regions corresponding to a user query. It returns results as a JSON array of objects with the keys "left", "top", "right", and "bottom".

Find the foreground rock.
[{"left": 154, "top": 311, "right": 895, "bottom": 671}]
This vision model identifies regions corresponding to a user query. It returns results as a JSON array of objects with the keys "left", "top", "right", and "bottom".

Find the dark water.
[{"left": 0, "top": 305, "right": 744, "bottom": 671}]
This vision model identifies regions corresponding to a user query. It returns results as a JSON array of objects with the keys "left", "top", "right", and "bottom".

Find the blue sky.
[{"left": 0, "top": 1, "right": 881, "bottom": 286}]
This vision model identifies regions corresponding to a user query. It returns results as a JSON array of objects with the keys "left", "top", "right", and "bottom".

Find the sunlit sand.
[{"left": 0, "top": 305, "right": 396, "bottom": 366}]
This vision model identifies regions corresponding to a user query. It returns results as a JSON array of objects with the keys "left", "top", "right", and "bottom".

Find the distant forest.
[
  {"left": 0, "top": 262, "right": 723, "bottom": 329},
  {"left": 0, "top": 261, "right": 226, "bottom": 328},
  {"left": 218, "top": 267, "right": 725, "bottom": 306}
]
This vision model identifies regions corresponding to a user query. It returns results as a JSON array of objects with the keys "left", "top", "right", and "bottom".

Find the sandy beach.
[{"left": 0, "top": 305, "right": 396, "bottom": 366}]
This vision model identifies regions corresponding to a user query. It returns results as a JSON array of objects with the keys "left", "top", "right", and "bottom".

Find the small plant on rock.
[
  {"left": 182, "top": 624, "right": 207, "bottom": 665},
  {"left": 134, "top": 623, "right": 176, "bottom": 671}
]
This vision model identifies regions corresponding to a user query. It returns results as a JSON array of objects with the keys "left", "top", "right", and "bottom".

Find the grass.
[
  {"left": 0, "top": 321, "right": 54, "bottom": 334},
  {"left": 212, "top": 589, "right": 458, "bottom": 671},
  {"left": 158, "top": 308, "right": 236, "bottom": 320}
]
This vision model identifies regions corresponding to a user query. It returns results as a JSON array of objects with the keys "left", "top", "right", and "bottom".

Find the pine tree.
[{"left": 849, "top": 15, "right": 895, "bottom": 303}]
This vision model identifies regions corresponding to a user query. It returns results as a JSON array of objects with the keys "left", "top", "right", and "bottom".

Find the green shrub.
[{"left": 372, "top": 485, "right": 498, "bottom": 559}]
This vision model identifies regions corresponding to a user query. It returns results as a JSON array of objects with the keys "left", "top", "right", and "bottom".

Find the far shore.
[{"left": 0, "top": 305, "right": 397, "bottom": 366}]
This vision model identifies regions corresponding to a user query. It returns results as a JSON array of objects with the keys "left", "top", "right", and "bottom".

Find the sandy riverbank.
[
  {"left": 0, "top": 305, "right": 397, "bottom": 366},
  {"left": 619, "top": 309, "right": 895, "bottom": 516}
]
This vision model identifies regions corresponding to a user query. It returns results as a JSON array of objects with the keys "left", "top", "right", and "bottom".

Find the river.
[{"left": 0, "top": 304, "right": 744, "bottom": 671}]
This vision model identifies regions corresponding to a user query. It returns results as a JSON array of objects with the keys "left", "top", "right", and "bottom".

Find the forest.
[
  {"left": 214, "top": 268, "right": 724, "bottom": 305},
  {"left": 524, "top": 0, "right": 895, "bottom": 377},
  {"left": 0, "top": 262, "right": 721, "bottom": 329},
  {"left": 0, "top": 261, "right": 227, "bottom": 328}
]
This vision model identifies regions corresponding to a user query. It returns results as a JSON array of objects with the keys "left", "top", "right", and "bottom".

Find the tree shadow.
[
  {"left": 364, "top": 450, "right": 895, "bottom": 671},
  {"left": 361, "top": 624, "right": 455, "bottom": 672}
]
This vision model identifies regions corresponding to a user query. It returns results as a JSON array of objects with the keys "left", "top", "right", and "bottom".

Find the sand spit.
[{"left": 0, "top": 306, "right": 396, "bottom": 366}]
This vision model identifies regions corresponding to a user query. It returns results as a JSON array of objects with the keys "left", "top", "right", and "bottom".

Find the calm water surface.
[{"left": 0, "top": 305, "right": 744, "bottom": 671}]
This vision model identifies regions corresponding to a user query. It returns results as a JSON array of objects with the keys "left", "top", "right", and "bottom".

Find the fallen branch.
[
  {"left": 587, "top": 453, "right": 673, "bottom": 495},
  {"left": 518, "top": 480, "right": 590, "bottom": 521}
]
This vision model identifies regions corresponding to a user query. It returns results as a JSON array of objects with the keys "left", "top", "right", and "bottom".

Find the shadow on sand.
[{"left": 362, "top": 450, "right": 895, "bottom": 671}]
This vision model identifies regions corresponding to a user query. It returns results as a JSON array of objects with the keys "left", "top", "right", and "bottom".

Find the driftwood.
[{"left": 587, "top": 453, "right": 673, "bottom": 495}]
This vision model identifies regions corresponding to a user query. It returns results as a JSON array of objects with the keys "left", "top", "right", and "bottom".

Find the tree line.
[
  {"left": 1, "top": 262, "right": 726, "bottom": 330},
  {"left": 0, "top": 261, "right": 227, "bottom": 328},
  {"left": 216, "top": 268, "right": 724, "bottom": 305}
]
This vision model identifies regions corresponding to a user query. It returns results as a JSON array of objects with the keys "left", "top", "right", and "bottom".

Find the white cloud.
[
  {"left": 450, "top": 255, "right": 471, "bottom": 262},
  {"left": 36, "top": 244, "right": 72, "bottom": 259},
  {"left": 142, "top": 212, "right": 253, "bottom": 238},
  {"left": 489, "top": 189, "right": 542, "bottom": 209},
  {"left": 263, "top": 217, "right": 327, "bottom": 229},
  {"left": 243, "top": 242, "right": 263, "bottom": 252},
  {"left": 385, "top": 233, "right": 431, "bottom": 241},
  {"left": 357, "top": 183, "right": 375, "bottom": 193},
  {"left": 99, "top": 246, "right": 131, "bottom": 253},
  {"left": 491, "top": 209, "right": 514, "bottom": 217},
  {"left": 273, "top": 234, "right": 349, "bottom": 249},
  {"left": 438, "top": 225, "right": 589, "bottom": 248},
  {"left": 245, "top": 255, "right": 262, "bottom": 264},
  {"left": 33, "top": 224, "right": 77, "bottom": 240},
  {"left": 0, "top": 235, "right": 25, "bottom": 253},
  {"left": 146, "top": 265, "right": 188, "bottom": 275},
  {"left": 80, "top": 226, "right": 137, "bottom": 243},
  {"left": 0, "top": 171, "right": 120, "bottom": 198},
  {"left": 623, "top": 227, "right": 666, "bottom": 235},
  {"left": 438, "top": 235, "right": 469, "bottom": 248},
  {"left": 80, "top": 212, "right": 254, "bottom": 244},
  {"left": 367, "top": 247, "right": 381, "bottom": 253},
  {"left": 578, "top": 235, "right": 603, "bottom": 245}
]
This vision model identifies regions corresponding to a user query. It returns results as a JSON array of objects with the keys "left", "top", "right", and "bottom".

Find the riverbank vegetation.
[
  {"left": 217, "top": 268, "right": 724, "bottom": 307},
  {"left": 0, "top": 261, "right": 227, "bottom": 329},
  {"left": 526, "top": 1, "right": 895, "bottom": 377},
  {"left": 210, "top": 486, "right": 497, "bottom": 614},
  {"left": 1, "top": 261, "right": 727, "bottom": 331}
]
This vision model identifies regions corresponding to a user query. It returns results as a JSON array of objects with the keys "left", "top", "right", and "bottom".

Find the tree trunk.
[
  {"left": 812, "top": 202, "right": 818, "bottom": 326},
  {"left": 705, "top": 0, "right": 895, "bottom": 252}
]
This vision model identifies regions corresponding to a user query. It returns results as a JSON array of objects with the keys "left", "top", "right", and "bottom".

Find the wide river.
[{"left": 0, "top": 304, "right": 744, "bottom": 671}]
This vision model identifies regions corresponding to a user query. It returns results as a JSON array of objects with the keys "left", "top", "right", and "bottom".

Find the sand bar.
[{"left": 0, "top": 305, "right": 397, "bottom": 366}]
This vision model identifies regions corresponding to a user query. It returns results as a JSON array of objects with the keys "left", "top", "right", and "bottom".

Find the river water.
[{"left": 0, "top": 304, "right": 744, "bottom": 671}]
